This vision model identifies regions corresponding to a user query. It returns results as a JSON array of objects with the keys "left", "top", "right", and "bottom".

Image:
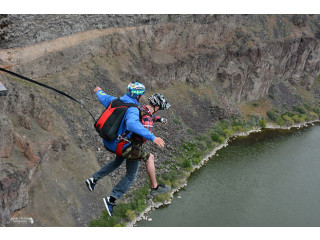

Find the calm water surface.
[{"left": 137, "top": 123, "right": 320, "bottom": 227}]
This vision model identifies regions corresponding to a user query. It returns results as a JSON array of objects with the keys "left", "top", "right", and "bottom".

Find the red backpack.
[{"left": 94, "top": 98, "right": 138, "bottom": 141}]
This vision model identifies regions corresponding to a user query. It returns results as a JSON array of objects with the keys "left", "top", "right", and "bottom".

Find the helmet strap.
[{"left": 153, "top": 105, "right": 160, "bottom": 114}]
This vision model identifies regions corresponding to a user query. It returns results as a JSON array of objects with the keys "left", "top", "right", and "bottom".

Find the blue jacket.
[{"left": 96, "top": 90, "right": 156, "bottom": 152}]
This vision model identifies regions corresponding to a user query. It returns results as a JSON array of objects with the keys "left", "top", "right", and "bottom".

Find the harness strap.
[
  {"left": 115, "top": 140, "right": 127, "bottom": 156},
  {"left": 115, "top": 130, "right": 131, "bottom": 156}
]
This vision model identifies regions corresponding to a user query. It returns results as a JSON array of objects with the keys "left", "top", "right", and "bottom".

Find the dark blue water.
[{"left": 137, "top": 123, "right": 320, "bottom": 227}]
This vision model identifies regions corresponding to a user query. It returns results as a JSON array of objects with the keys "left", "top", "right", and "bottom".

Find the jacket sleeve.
[
  {"left": 125, "top": 107, "right": 156, "bottom": 142},
  {"left": 153, "top": 115, "right": 161, "bottom": 122},
  {"left": 96, "top": 90, "right": 117, "bottom": 108}
]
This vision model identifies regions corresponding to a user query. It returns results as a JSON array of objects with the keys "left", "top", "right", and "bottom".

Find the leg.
[
  {"left": 110, "top": 159, "right": 140, "bottom": 200},
  {"left": 146, "top": 154, "right": 171, "bottom": 196},
  {"left": 145, "top": 154, "right": 158, "bottom": 189},
  {"left": 124, "top": 143, "right": 157, "bottom": 188},
  {"left": 92, "top": 155, "right": 125, "bottom": 181}
]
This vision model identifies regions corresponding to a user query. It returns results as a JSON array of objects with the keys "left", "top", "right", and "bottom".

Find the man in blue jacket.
[{"left": 86, "top": 82, "right": 170, "bottom": 216}]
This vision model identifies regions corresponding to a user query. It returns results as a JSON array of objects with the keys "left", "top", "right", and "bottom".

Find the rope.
[{"left": 0, "top": 67, "right": 96, "bottom": 122}]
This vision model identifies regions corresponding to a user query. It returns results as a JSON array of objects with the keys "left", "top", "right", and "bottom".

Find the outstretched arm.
[
  {"left": 153, "top": 137, "right": 165, "bottom": 148},
  {"left": 126, "top": 108, "right": 165, "bottom": 148},
  {"left": 94, "top": 86, "right": 116, "bottom": 108},
  {"left": 153, "top": 115, "right": 168, "bottom": 125},
  {"left": 94, "top": 87, "right": 101, "bottom": 93}
]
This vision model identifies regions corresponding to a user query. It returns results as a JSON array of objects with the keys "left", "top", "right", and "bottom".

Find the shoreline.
[{"left": 128, "top": 119, "right": 320, "bottom": 227}]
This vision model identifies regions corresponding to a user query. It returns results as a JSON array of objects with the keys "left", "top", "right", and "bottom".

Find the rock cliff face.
[{"left": 1, "top": 14, "right": 320, "bottom": 226}]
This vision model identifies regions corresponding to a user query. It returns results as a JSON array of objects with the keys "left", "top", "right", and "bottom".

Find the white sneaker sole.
[
  {"left": 151, "top": 186, "right": 171, "bottom": 196},
  {"left": 86, "top": 179, "right": 93, "bottom": 191},
  {"left": 103, "top": 197, "right": 112, "bottom": 217}
]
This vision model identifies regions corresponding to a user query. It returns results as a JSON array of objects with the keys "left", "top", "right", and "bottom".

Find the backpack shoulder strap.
[
  {"left": 111, "top": 98, "right": 138, "bottom": 108},
  {"left": 139, "top": 108, "right": 149, "bottom": 119}
]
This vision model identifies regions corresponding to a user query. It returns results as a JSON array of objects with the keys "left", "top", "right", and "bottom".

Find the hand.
[
  {"left": 160, "top": 118, "right": 168, "bottom": 125},
  {"left": 94, "top": 87, "right": 102, "bottom": 93},
  {"left": 153, "top": 137, "right": 165, "bottom": 148}
]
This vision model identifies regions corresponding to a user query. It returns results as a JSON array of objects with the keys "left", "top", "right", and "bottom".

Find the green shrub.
[
  {"left": 217, "top": 136, "right": 225, "bottom": 144},
  {"left": 204, "top": 136, "right": 213, "bottom": 147},
  {"left": 193, "top": 157, "right": 201, "bottom": 165},
  {"left": 309, "top": 111, "right": 318, "bottom": 120},
  {"left": 125, "top": 210, "right": 136, "bottom": 222},
  {"left": 276, "top": 117, "right": 285, "bottom": 126},
  {"left": 222, "top": 128, "right": 234, "bottom": 138},
  {"left": 267, "top": 110, "right": 278, "bottom": 121},
  {"left": 186, "top": 128, "right": 194, "bottom": 134},
  {"left": 293, "top": 106, "right": 306, "bottom": 114},
  {"left": 113, "top": 203, "right": 131, "bottom": 219},
  {"left": 181, "top": 142, "right": 195, "bottom": 151},
  {"left": 291, "top": 114, "right": 306, "bottom": 123},
  {"left": 232, "top": 119, "right": 245, "bottom": 127},
  {"left": 232, "top": 125, "right": 244, "bottom": 132},
  {"left": 300, "top": 114, "right": 307, "bottom": 122},
  {"left": 196, "top": 140, "right": 207, "bottom": 150},
  {"left": 182, "top": 159, "right": 192, "bottom": 168},
  {"left": 292, "top": 114, "right": 300, "bottom": 123},
  {"left": 304, "top": 104, "right": 311, "bottom": 111},
  {"left": 259, "top": 119, "right": 267, "bottom": 128},
  {"left": 195, "top": 135, "right": 212, "bottom": 147},
  {"left": 173, "top": 117, "right": 182, "bottom": 125},
  {"left": 171, "top": 179, "right": 182, "bottom": 189},
  {"left": 284, "top": 111, "right": 294, "bottom": 117},
  {"left": 89, "top": 214, "right": 121, "bottom": 227},
  {"left": 210, "top": 132, "right": 220, "bottom": 142},
  {"left": 89, "top": 220, "right": 103, "bottom": 227},
  {"left": 193, "top": 151, "right": 200, "bottom": 157},
  {"left": 313, "top": 108, "right": 320, "bottom": 115},
  {"left": 219, "top": 120, "right": 230, "bottom": 130},
  {"left": 282, "top": 115, "right": 294, "bottom": 125},
  {"left": 113, "top": 224, "right": 123, "bottom": 227},
  {"left": 130, "top": 198, "right": 146, "bottom": 213},
  {"left": 247, "top": 114, "right": 261, "bottom": 127},
  {"left": 212, "top": 124, "right": 223, "bottom": 135},
  {"left": 162, "top": 170, "right": 178, "bottom": 181},
  {"left": 195, "top": 134, "right": 205, "bottom": 141},
  {"left": 294, "top": 94, "right": 302, "bottom": 101}
]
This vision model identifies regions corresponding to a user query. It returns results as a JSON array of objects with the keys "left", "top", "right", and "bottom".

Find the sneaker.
[
  {"left": 103, "top": 197, "right": 115, "bottom": 217},
  {"left": 150, "top": 184, "right": 171, "bottom": 196},
  {"left": 86, "top": 177, "right": 96, "bottom": 192}
]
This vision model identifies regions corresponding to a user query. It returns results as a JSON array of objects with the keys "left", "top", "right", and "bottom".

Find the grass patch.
[
  {"left": 259, "top": 119, "right": 267, "bottom": 128},
  {"left": 89, "top": 184, "right": 150, "bottom": 227},
  {"left": 173, "top": 116, "right": 182, "bottom": 125},
  {"left": 266, "top": 103, "right": 320, "bottom": 126},
  {"left": 267, "top": 109, "right": 279, "bottom": 121}
]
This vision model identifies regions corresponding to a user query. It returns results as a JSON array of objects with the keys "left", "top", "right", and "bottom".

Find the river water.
[{"left": 137, "top": 123, "right": 320, "bottom": 227}]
